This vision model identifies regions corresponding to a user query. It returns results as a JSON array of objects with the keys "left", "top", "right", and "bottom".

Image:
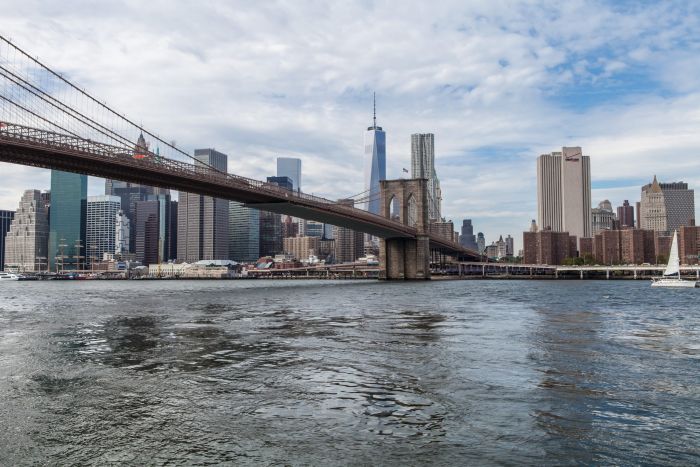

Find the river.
[{"left": 0, "top": 279, "right": 698, "bottom": 465}]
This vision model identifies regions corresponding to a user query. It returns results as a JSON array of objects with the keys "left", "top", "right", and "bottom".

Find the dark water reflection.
[{"left": 0, "top": 280, "right": 699, "bottom": 465}]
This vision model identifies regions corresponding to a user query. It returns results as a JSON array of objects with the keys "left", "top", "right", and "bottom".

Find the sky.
[{"left": 2, "top": 0, "right": 700, "bottom": 251}]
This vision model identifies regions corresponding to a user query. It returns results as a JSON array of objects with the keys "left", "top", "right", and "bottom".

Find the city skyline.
[{"left": 2, "top": 2, "right": 700, "bottom": 251}]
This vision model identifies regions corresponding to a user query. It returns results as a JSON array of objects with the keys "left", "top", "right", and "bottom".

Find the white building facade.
[
  {"left": 536, "top": 146, "right": 592, "bottom": 244},
  {"left": 86, "top": 195, "right": 121, "bottom": 263}
]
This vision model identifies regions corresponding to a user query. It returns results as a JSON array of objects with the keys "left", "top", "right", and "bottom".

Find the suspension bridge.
[{"left": 0, "top": 36, "right": 480, "bottom": 279}]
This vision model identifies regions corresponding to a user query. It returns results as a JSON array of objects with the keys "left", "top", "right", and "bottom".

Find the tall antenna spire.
[{"left": 373, "top": 92, "right": 376, "bottom": 128}]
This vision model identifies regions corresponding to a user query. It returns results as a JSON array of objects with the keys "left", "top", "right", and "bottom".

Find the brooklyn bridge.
[{"left": 0, "top": 36, "right": 480, "bottom": 279}]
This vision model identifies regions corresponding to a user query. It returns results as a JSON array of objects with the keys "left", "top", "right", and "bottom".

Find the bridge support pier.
[
  {"left": 380, "top": 236, "right": 430, "bottom": 280},
  {"left": 378, "top": 178, "right": 431, "bottom": 280}
]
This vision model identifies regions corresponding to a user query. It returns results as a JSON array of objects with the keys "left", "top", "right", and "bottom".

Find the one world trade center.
[{"left": 363, "top": 93, "right": 386, "bottom": 215}]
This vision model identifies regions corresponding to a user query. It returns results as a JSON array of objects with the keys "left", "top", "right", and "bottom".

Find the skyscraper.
[
  {"left": 49, "top": 170, "right": 87, "bottom": 271},
  {"left": 258, "top": 177, "right": 288, "bottom": 257},
  {"left": 536, "top": 147, "right": 592, "bottom": 243},
  {"left": 86, "top": 195, "right": 121, "bottom": 264},
  {"left": 277, "top": 157, "right": 304, "bottom": 234},
  {"left": 135, "top": 200, "right": 160, "bottom": 265},
  {"left": 639, "top": 176, "right": 695, "bottom": 234},
  {"left": 411, "top": 133, "right": 441, "bottom": 220},
  {"left": 364, "top": 94, "right": 386, "bottom": 215},
  {"left": 333, "top": 199, "right": 364, "bottom": 263},
  {"left": 459, "top": 219, "right": 478, "bottom": 250},
  {"left": 4, "top": 190, "right": 49, "bottom": 272},
  {"left": 0, "top": 210, "right": 14, "bottom": 271},
  {"left": 277, "top": 158, "right": 302, "bottom": 193},
  {"left": 617, "top": 200, "right": 635, "bottom": 229},
  {"left": 177, "top": 149, "right": 229, "bottom": 262},
  {"left": 229, "top": 201, "right": 260, "bottom": 262},
  {"left": 477, "top": 232, "right": 486, "bottom": 255},
  {"left": 115, "top": 209, "right": 130, "bottom": 255}
]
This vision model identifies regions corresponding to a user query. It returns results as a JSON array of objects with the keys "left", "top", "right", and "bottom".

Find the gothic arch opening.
[
  {"left": 406, "top": 194, "right": 417, "bottom": 227},
  {"left": 389, "top": 195, "right": 401, "bottom": 222}
]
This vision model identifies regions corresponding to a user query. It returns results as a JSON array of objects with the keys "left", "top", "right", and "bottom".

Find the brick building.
[{"left": 523, "top": 230, "right": 576, "bottom": 265}]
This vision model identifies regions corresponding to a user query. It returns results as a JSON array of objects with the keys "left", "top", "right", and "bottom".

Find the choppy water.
[{"left": 0, "top": 279, "right": 699, "bottom": 465}]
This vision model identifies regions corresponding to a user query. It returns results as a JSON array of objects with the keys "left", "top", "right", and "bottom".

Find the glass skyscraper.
[
  {"left": 229, "top": 201, "right": 260, "bottom": 262},
  {"left": 363, "top": 94, "right": 386, "bottom": 215},
  {"left": 276, "top": 158, "right": 301, "bottom": 192},
  {"left": 48, "top": 170, "right": 87, "bottom": 271}
]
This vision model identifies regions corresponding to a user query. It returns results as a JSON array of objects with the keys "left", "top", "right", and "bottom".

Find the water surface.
[{"left": 1, "top": 280, "right": 698, "bottom": 465}]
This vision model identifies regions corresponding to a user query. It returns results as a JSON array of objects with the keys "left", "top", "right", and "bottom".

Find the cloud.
[{"left": 2, "top": 0, "right": 700, "bottom": 252}]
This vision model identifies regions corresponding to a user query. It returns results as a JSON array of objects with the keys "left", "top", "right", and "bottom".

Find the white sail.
[{"left": 664, "top": 230, "right": 681, "bottom": 277}]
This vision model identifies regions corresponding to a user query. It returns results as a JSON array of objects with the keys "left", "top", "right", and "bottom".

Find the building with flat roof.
[
  {"left": 4, "top": 190, "right": 49, "bottom": 272},
  {"left": 229, "top": 201, "right": 260, "bottom": 262},
  {"left": 49, "top": 170, "right": 87, "bottom": 271},
  {"left": 86, "top": 195, "right": 121, "bottom": 265},
  {"left": 536, "top": 147, "right": 592, "bottom": 244},
  {"left": 178, "top": 149, "right": 229, "bottom": 262}
]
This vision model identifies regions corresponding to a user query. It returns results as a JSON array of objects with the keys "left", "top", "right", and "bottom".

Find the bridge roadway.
[{"left": 0, "top": 122, "right": 479, "bottom": 259}]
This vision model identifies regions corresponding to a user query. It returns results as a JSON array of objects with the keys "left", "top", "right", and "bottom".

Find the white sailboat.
[{"left": 651, "top": 230, "right": 698, "bottom": 288}]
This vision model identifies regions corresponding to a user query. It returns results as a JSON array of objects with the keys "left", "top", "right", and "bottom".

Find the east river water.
[{"left": 0, "top": 279, "right": 698, "bottom": 465}]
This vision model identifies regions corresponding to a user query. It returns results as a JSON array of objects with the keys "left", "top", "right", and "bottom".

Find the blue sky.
[{"left": 2, "top": 0, "right": 700, "bottom": 251}]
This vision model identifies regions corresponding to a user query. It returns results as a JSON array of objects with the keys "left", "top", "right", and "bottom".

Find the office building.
[
  {"left": 591, "top": 200, "right": 617, "bottom": 235},
  {"left": 305, "top": 220, "right": 325, "bottom": 238},
  {"left": 115, "top": 209, "right": 130, "bottom": 255},
  {"left": 86, "top": 195, "right": 121, "bottom": 265},
  {"left": 277, "top": 157, "right": 302, "bottom": 193},
  {"left": 178, "top": 149, "right": 229, "bottom": 262},
  {"left": 257, "top": 177, "right": 291, "bottom": 257},
  {"left": 0, "top": 210, "right": 14, "bottom": 270},
  {"left": 276, "top": 157, "right": 305, "bottom": 234},
  {"left": 48, "top": 170, "right": 87, "bottom": 271},
  {"left": 411, "top": 133, "right": 441, "bottom": 220},
  {"left": 364, "top": 94, "right": 386, "bottom": 215},
  {"left": 639, "top": 176, "right": 695, "bottom": 234},
  {"left": 459, "top": 219, "right": 478, "bottom": 250},
  {"left": 333, "top": 199, "right": 364, "bottom": 263},
  {"left": 229, "top": 201, "right": 260, "bottom": 262},
  {"left": 477, "top": 232, "right": 486, "bottom": 255},
  {"left": 617, "top": 200, "right": 635, "bottom": 229},
  {"left": 145, "top": 194, "right": 177, "bottom": 263},
  {"left": 266, "top": 176, "right": 294, "bottom": 191},
  {"left": 536, "top": 147, "right": 592, "bottom": 243},
  {"left": 505, "top": 235, "right": 514, "bottom": 257},
  {"left": 4, "top": 190, "right": 49, "bottom": 272},
  {"left": 134, "top": 200, "right": 161, "bottom": 265}
]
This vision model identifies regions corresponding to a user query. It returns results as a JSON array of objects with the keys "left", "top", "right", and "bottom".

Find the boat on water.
[
  {"left": 651, "top": 230, "right": 698, "bottom": 288},
  {"left": 0, "top": 272, "right": 20, "bottom": 281}
]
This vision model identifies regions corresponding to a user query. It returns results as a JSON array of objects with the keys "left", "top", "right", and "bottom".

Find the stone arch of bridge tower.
[{"left": 378, "top": 178, "right": 431, "bottom": 280}]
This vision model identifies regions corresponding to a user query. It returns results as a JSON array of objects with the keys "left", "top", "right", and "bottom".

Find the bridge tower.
[{"left": 379, "top": 178, "right": 431, "bottom": 280}]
